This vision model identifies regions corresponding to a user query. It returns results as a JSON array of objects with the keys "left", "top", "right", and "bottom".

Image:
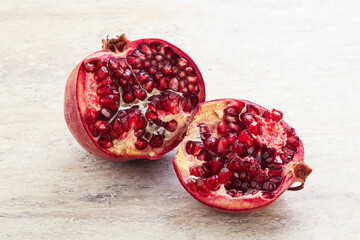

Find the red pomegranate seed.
[
  {"left": 216, "top": 137, "right": 230, "bottom": 155},
  {"left": 179, "top": 80, "right": 188, "bottom": 94},
  {"left": 211, "top": 157, "right": 224, "bottom": 173},
  {"left": 196, "top": 178, "right": 209, "bottom": 197},
  {"left": 219, "top": 167, "right": 232, "bottom": 184},
  {"left": 225, "top": 107, "right": 238, "bottom": 116},
  {"left": 142, "top": 80, "right": 154, "bottom": 92},
  {"left": 198, "top": 124, "right": 209, "bottom": 134},
  {"left": 241, "top": 113, "right": 256, "bottom": 126},
  {"left": 188, "top": 178, "right": 198, "bottom": 192},
  {"left": 84, "top": 109, "right": 98, "bottom": 124},
  {"left": 149, "top": 135, "right": 164, "bottom": 148},
  {"left": 246, "top": 104, "right": 260, "bottom": 115},
  {"left": 169, "top": 77, "right": 179, "bottom": 91},
  {"left": 163, "top": 120, "right": 178, "bottom": 132},
  {"left": 88, "top": 124, "right": 99, "bottom": 137},
  {"left": 284, "top": 127, "right": 295, "bottom": 136},
  {"left": 84, "top": 62, "right": 96, "bottom": 72},
  {"left": 231, "top": 101, "right": 245, "bottom": 112},
  {"left": 111, "top": 118, "right": 123, "bottom": 135},
  {"left": 186, "top": 141, "right": 194, "bottom": 154},
  {"left": 145, "top": 109, "right": 158, "bottom": 120},
  {"left": 206, "top": 175, "right": 220, "bottom": 191},
  {"left": 98, "top": 137, "right": 113, "bottom": 148},
  {"left": 232, "top": 140, "right": 247, "bottom": 157},
  {"left": 269, "top": 177, "right": 282, "bottom": 186},
  {"left": 248, "top": 165, "right": 260, "bottom": 177},
  {"left": 269, "top": 168, "right": 282, "bottom": 177},
  {"left": 217, "top": 121, "right": 231, "bottom": 136},
  {"left": 94, "top": 66, "right": 109, "bottom": 82},
  {"left": 186, "top": 76, "right": 198, "bottom": 84},
  {"left": 247, "top": 121, "right": 261, "bottom": 135},
  {"left": 135, "top": 138, "right": 148, "bottom": 150},
  {"left": 270, "top": 109, "right": 283, "bottom": 122},
  {"left": 262, "top": 110, "right": 271, "bottom": 121},
  {"left": 287, "top": 135, "right": 300, "bottom": 147},
  {"left": 134, "top": 88, "right": 146, "bottom": 100},
  {"left": 108, "top": 57, "right": 119, "bottom": 69},
  {"left": 190, "top": 166, "right": 205, "bottom": 177},
  {"left": 251, "top": 181, "right": 262, "bottom": 190},
  {"left": 122, "top": 91, "right": 135, "bottom": 103},
  {"left": 134, "top": 117, "right": 147, "bottom": 130},
  {"left": 239, "top": 172, "right": 250, "bottom": 182},
  {"left": 238, "top": 130, "right": 254, "bottom": 146},
  {"left": 227, "top": 133, "right": 237, "bottom": 144},
  {"left": 94, "top": 120, "right": 110, "bottom": 133},
  {"left": 203, "top": 136, "right": 218, "bottom": 152},
  {"left": 197, "top": 150, "right": 212, "bottom": 161},
  {"left": 177, "top": 58, "right": 189, "bottom": 68},
  {"left": 188, "top": 84, "right": 200, "bottom": 95},
  {"left": 282, "top": 147, "right": 295, "bottom": 157},
  {"left": 241, "top": 182, "right": 250, "bottom": 191},
  {"left": 263, "top": 181, "right": 276, "bottom": 191},
  {"left": 262, "top": 192, "right": 274, "bottom": 199}
]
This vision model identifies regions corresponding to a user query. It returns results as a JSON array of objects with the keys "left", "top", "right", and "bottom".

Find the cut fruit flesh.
[{"left": 173, "top": 99, "right": 311, "bottom": 212}]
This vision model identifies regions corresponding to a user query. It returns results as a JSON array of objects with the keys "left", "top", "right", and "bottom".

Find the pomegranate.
[
  {"left": 173, "top": 99, "right": 312, "bottom": 212},
  {"left": 64, "top": 34, "right": 205, "bottom": 161}
]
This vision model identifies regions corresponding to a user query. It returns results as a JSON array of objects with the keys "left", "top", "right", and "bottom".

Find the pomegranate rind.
[
  {"left": 173, "top": 99, "right": 311, "bottom": 212},
  {"left": 64, "top": 38, "right": 205, "bottom": 161}
]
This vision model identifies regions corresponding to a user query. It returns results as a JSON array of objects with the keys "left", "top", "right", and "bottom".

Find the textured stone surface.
[{"left": 0, "top": 0, "right": 359, "bottom": 239}]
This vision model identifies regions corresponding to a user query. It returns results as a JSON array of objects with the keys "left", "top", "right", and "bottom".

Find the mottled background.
[{"left": 0, "top": 0, "right": 359, "bottom": 239}]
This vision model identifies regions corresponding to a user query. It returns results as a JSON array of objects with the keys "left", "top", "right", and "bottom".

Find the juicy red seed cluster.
[
  {"left": 186, "top": 101, "right": 300, "bottom": 197},
  {"left": 83, "top": 42, "right": 202, "bottom": 149}
]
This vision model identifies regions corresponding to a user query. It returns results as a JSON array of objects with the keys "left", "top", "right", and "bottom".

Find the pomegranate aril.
[
  {"left": 197, "top": 178, "right": 209, "bottom": 197},
  {"left": 228, "top": 159, "right": 241, "bottom": 172},
  {"left": 168, "top": 77, "right": 179, "bottom": 91},
  {"left": 232, "top": 101, "right": 245, "bottom": 112},
  {"left": 227, "top": 133, "right": 237, "bottom": 144},
  {"left": 188, "top": 178, "right": 198, "bottom": 192},
  {"left": 122, "top": 91, "right": 135, "bottom": 103},
  {"left": 94, "top": 66, "right": 109, "bottom": 82},
  {"left": 85, "top": 109, "right": 98, "bottom": 124},
  {"left": 94, "top": 120, "right": 110, "bottom": 133},
  {"left": 263, "top": 181, "right": 276, "bottom": 191},
  {"left": 287, "top": 135, "right": 300, "bottom": 147},
  {"left": 190, "top": 166, "right": 205, "bottom": 177},
  {"left": 178, "top": 58, "right": 189, "bottom": 68},
  {"left": 211, "top": 157, "right": 224, "bottom": 173},
  {"left": 135, "top": 138, "right": 148, "bottom": 150},
  {"left": 270, "top": 109, "right": 283, "bottom": 122},
  {"left": 239, "top": 172, "right": 250, "bottom": 182},
  {"left": 269, "top": 177, "right": 282, "bottom": 186},
  {"left": 247, "top": 121, "right": 261, "bottom": 135},
  {"left": 197, "top": 150, "right": 212, "bottom": 161},
  {"left": 269, "top": 168, "right": 282, "bottom": 177},
  {"left": 133, "top": 117, "right": 147, "bottom": 130},
  {"left": 217, "top": 121, "right": 231, "bottom": 136},
  {"left": 203, "top": 136, "right": 218, "bottom": 152},
  {"left": 241, "top": 160, "right": 251, "bottom": 171},
  {"left": 84, "top": 62, "right": 96, "bottom": 72},
  {"left": 162, "top": 64, "right": 172, "bottom": 75},
  {"left": 232, "top": 140, "right": 247, "bottom": 157},
  {"left": 246, "top": 104, "right": 260, "bottom": 115},
  {"left": 262, "top": 110, "right": 271, "bottom": 121},
  {"left": 188, "top": 84, "right": 199, "bottom": 95},
  {"left": 219, "top": 167, "right": 232, "bottom": 184},
  {"left": 108, "top": 57, "right": 119, "bottom": 69},
  {"left": 149, "top": 135, "right": 164, "bottom": 148},
  {"left": 89, "top": 124, "right": 99, "bottom": 137},
  {"left": 241, "top": 113, "right": 256, "bottom": 126},
  {"left": 179, "top": 80, "right": 188, "bottom": 94},
  {"left": 127, "top": 56, "right": 141, "bottom": 67},
  {"left": 250, "top": 181, "right": 262, "bottom": 190},
  {"left": 189, "top": 96, "right": 199, "bottom": 107},
  {"left": 284, "top": 127, "right": 295, "bottom": 136},
  {"left": 98, "top": 108, "right": 115, "bottom": 120},
  {"left": 216, "top": 138, "right": 230, "bottom": 156},
  {"left": 262, "top": 192, "right": 274, "bottom": 199},
  {"left": 98, "top": 137, "right": 113, "bottom": 148},
  {"left": 164, "top": 120, "right": 178, "bottom": 132},
  {"left": 142, "top": 80, "right": 154, "bottom": 93},
  {"left": 134, "top": 88, "right": 146, "bottom": 100},
  {"left": 139, "top": 43, "right": 153, "bottom": 55},
  {"left": 249, "top": 165, "right": 260, "bottom": 177},
  {"left": 225, "top": 107, "right": 238, "bottom": 116},
  {"left": 238, "top": 130, "right": 254, "bottom": 146},
  {"left": 241, "top": 182, "right": 250, "bottom": 191},
  {"left": 206, "top": 175, "right": 220, "bottom": 191},
  {"left": 198, "top": 124, "right": 209, "bottom": 134}
]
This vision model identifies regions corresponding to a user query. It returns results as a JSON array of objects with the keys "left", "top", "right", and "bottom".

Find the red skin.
[
  {"left": 64, "top": 36, "right": 205, "bottom": 161},
  {"left": 173, "top": 99, "right": 312, "bottom": 212}
]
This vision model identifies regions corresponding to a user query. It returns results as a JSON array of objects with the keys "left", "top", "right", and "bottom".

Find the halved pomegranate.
[
  {"left": 64, "top": 34, "right": 205, "bottom": 161},
  {"left": 173, "top": 99, "right": 311, "bottom": 212}
]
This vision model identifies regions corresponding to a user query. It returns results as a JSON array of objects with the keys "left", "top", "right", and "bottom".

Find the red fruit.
[
  {"left": 173, "top": 99, "right": 312, "bottom": 212},
  {"left": 64, "top": 34, "right": 205, "bottom": 161}
]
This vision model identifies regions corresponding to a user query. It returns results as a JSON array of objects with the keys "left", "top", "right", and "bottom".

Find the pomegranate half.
[
  {"left": 64, "top": 34, "right": 205, "bottom": 161},
  {"left": 173, "top": 99, "right": 312, "bottom": 212}
]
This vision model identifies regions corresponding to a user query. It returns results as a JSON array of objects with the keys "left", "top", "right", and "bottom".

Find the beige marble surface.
[{"left": 1, "top": 0, "right": 359, "bottom": 239}]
